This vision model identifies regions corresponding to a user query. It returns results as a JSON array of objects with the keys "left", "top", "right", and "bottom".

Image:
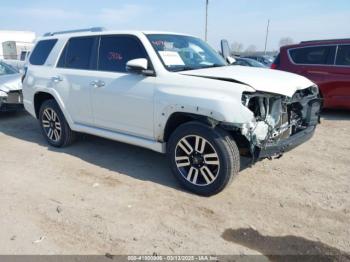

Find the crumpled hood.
[
  {"left": 0, "top": 74, "right": 22, "bottom": 93},
  {"left": 180, "top": 66, "right": 315, "bottom": 97}
]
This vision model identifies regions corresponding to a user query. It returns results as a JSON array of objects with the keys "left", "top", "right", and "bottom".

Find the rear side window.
[
  {"left": 98, "top": 35, "right": 148, "bottom": 72},
  {"left": 336, "top": 45, "right": 350, "bottom": 66},
  {"left": 58, "top": 37, "right": 96, "bottom": 70},
  {"left": 289, "top": 46, "right": 336, "bottom": 65},
  {"left": 29, "top": 39, "right": 57, "bottom": 65}
]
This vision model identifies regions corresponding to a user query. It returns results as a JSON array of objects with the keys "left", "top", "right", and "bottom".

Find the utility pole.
[
  {"left": 205, "top": 0, "right": 209, "bottom": 42},
  {"left": 264, "top": 19, "right": 270, "bottom": 54}
]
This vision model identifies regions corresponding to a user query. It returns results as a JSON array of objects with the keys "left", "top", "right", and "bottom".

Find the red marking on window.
[{"left": 108, "top": 52, "right": 123, "bottom": 61}]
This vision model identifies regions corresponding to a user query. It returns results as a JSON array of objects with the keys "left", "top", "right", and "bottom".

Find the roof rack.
[
  {"left": 43, "top": 27, "right": 105, "bottom": 37},
  {"left": 301, "top": 38, "right": 350, "bottom": 44}
]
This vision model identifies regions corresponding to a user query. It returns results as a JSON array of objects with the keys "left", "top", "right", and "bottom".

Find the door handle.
[
  {"left": 51, "top": 76, "right": 63, "bottom": 83},
  {"left": 90, "top": 80, "right": 105, "bottom": 88},
  {"left": 307, "top": 71, "right": 329, "bottom": 75}
]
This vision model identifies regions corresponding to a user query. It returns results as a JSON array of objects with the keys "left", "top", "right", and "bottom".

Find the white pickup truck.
[{"left": 22, "top": 28, "right": 321, "bottom": 195}]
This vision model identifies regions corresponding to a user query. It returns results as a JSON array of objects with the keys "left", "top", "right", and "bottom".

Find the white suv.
[{"left": 23, "top": 28, "right": 321, "bottom": 195}]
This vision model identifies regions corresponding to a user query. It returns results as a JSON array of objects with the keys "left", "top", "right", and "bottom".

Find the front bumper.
[{"left": 255, "top": 125, "right": 316, "bottom": 160}]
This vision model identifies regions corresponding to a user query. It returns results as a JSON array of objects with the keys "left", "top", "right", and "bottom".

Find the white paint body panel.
[
  {"left": 180, "top": 65, "right": 315, "bottom": 97},
  {"left": 23, "top": 30, "right": 315, "bottom": 153}
]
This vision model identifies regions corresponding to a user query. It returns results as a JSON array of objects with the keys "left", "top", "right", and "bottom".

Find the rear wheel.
[
  {"left": 39, "top": 99, "right": 76, "bottom": 147},
  {"left": 167, "top": 121, "right": 240, "bottom": 196}
]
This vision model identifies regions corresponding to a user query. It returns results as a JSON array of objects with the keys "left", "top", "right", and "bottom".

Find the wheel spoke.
[
  {"left": 47, "top": 128, "right": 54, "bottom": 139},
  {"left": 195, "top": 136, "right": 206, "bottom": 153},
  {"left": 178, "top": 138, "right": 193, "bottom": 155},
  {"left": 55, "top": 122, "right": 61, "bottom": 130},
  {"left": 54, "top": 130, "right": 60, "bottom": 141},
  {"left": 42, "top": 120, "right": 50, "bottom": 128},
  {"left": 187, "top": 167, "right": 199, "bottom": 184},
  {"left": 51, "top": 110, "right": 56, "bottom": 121},
  {"left": 200, "top": 166, "right": 216, "bottom": 184},
  {"left": 204, "top": 153, "right": 219, "bottom": 165},
  {"left": 175, "top": 156, "right": 190, "bottom": 168},
  {"left": 43, "top": 110, "right": 51, "bottom": 121}
]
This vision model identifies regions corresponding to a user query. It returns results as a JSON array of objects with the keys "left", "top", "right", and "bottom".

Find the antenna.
[
  {"left": 264, "top": 19, "right": 270, "bottom": 54},
  {"left": 205, "top": 0, "right": 209, "bottom": 41}
]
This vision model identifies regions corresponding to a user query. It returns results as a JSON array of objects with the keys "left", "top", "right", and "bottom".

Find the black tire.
[
  {"left": 38, "top": 99, "right": 76, "bottom": 147},
  {"left": 167, "top": 121, "right": 240, "bottom": 196}
]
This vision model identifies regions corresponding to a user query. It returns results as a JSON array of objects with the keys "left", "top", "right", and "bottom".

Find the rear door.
[
  {"left": 324, "top": 44, "right": 350, "bottom": 108},
  {"left": 288, "top": 45, "right": 336, "bottom": 107},
  {"left": 54, "top": 36, "right": 98, "bottom": 125},
  {"left": 288, "top": 45, "right": 336, "bottom": 84}
]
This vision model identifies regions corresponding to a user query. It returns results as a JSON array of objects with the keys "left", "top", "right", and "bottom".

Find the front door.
[{"left": 91, "top": 35, "right": 155, "bottom": 139}]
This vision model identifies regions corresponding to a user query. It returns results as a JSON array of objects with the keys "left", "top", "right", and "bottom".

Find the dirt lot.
[{"left": 0, "top": 110, "right": 349, "bottom": 257}]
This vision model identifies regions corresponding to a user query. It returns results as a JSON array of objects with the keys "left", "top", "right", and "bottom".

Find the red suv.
[{"left": 272, "top": 39, "right": 350, "bottom": 109}]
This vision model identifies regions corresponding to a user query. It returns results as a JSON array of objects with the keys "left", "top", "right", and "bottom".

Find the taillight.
[
  {"left": 271, "top": 53, "right": 280, "bottom": 70},
  {"left": 271, "top": 63, "right": 278, "bottom": 69}
]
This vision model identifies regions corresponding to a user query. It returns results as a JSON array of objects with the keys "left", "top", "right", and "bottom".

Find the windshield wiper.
[
  {"left": 199, "top": 64, "right": 226, "bottom": 69},
  {"left": 170, "top": 66, "right": 197, "bottom": 72}
]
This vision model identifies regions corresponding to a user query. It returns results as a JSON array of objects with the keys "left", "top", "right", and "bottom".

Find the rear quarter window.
[
  {"left": 335, "top": 45, "right": 350, "bottom": 66},
  {"left": 289, "top": 46, "right": 336, "bottom": 65},
  {"left": 29, "top": 39, "right": 57, "bottom": 65}
]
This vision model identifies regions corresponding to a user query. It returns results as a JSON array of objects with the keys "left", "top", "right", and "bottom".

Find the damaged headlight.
[{"left": 241, "top": 92, "right": 291, "bottom": 147}]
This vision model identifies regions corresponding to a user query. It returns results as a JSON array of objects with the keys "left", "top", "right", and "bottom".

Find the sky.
[{"left": 1, "top": 0, "right": 349, "bottom": 51}]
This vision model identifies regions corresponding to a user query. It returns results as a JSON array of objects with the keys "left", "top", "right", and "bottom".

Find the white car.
[
  {"left": 0, "top": 60, "right": 23, "bottom": 112},
  {"left": 22, "top": 28, "right": 321, "bottom": 195}
]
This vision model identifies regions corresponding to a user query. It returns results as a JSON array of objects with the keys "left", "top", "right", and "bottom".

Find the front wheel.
[{"left": 167, "top": 121, "right": 240, "bottom": 196}]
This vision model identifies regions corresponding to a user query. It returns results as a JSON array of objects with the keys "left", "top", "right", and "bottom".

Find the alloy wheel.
[
  {"left": 42, "top": 108, "right": 62, "bottom": 142},
  {"left": 175, "top": 135, "right": 220, "bottom": 186}
]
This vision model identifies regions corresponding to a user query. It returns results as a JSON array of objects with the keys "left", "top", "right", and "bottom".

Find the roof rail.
[
  {"left": 43, "top": 27, "right": 105, "bottom": 37},
  {"left": 301, "top": 38, "right": 350, "bottom": 44}
]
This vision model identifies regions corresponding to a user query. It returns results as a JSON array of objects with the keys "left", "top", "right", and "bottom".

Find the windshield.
[
  {"left": 147, "top": 34, "right": 227, "bottom": 72},
  {"left": 0, "top": 61, "right": 18, "bottom": 76}
]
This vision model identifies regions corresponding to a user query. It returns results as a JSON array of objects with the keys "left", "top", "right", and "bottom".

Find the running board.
[{"left": 73, "top": 123, "right": 166, "bottom": 153}]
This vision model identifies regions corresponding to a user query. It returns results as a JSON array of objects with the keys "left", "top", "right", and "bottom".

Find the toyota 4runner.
[{"left": 22, "top": 28, "right": 321, "bottom": 196}]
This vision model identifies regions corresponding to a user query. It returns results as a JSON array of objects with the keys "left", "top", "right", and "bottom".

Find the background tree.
[
  {"left": 245, "top": 45, "right": 257, "bottom": 54},
  {"left": 279, "top": 37, "right": 294, "bottom": 47},
  {"left": 231, "top": 42, "right": 244, "bottom": 54}
]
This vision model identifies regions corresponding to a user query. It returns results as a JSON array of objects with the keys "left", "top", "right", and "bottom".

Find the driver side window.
[{"left": 98, "top": 35, "right": 149, "bottom": 73}]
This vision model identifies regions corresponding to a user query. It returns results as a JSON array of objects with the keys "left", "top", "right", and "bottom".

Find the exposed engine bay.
[{"left": 241, "top": 85, "right": 321, "bottom": 157}]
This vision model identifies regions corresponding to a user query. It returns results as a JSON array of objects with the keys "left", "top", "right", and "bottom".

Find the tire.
[
  {"left": 38, "top": 99, "right": 76, "bottom": 147},
  {"left": 167, "top": 121, "right": 240, "bottom": 196}
]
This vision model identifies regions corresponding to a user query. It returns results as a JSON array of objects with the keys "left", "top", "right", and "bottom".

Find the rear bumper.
[
  {"left": 0, "top": 90, "right": 24, "bottom": 112},
  {"left": 255, "top": 125, "right": 316, "bottom": 159}
]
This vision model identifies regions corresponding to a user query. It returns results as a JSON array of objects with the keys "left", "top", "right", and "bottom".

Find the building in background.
[{"left": 0, "top": 31, "right": 36, "bottom": 61}]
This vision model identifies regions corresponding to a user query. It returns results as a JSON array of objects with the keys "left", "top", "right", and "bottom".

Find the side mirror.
[
  {"left": 126, "top": 58, "right": 154, "bottom": 76},
  {"left": 226, "top": 56, "right": 236, "bottom": 64}
]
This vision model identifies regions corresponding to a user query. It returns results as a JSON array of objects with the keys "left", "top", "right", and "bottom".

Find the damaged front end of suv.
[{"left": 239, "top": 85, "right": 321, "bottom": 162}]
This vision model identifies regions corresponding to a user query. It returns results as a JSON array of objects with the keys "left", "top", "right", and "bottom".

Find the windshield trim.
[{"left": 146, "top": 34, "right": 227, "bottom": 72}]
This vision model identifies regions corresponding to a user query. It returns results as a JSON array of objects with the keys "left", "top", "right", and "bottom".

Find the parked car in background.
[
  {"left": 0, "top": 60, "right": 23, "bottom": 112},
  {"left": 23, "top": 28, "right": 321, "bottom": 195},
  {"left": 243, "top": 55, "right": 274, "bottom": 66},
  {"left": 233, "top": 57, "right": 267, "bottom": 68},
  {"left": 272, "top": 39, "right": 350, "bottom": 109}
]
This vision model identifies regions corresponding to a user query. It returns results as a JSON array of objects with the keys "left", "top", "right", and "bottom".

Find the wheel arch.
[
  {"left": 34, "top": 92, "right": 55, "bottom": 118},
  {"left": 162, "top": 112, "right": 219, "bottom": 142},
  {"left": 33, "top": 91, "right": 73, "bottom": 127}
]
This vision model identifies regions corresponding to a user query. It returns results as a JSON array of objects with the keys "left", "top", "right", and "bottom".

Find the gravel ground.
[{"left": 0, "top": 110, "right": 349, "bottom": 258}]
